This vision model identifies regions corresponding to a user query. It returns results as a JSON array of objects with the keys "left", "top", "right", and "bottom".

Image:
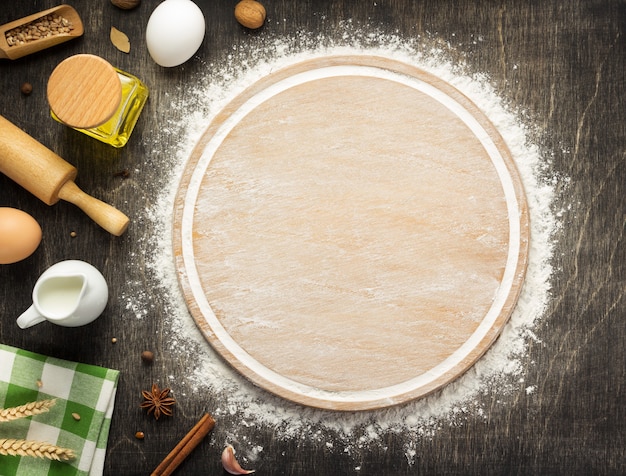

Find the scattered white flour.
[{"left": 132, "top": 29, "right": 559, "bottom": 464}]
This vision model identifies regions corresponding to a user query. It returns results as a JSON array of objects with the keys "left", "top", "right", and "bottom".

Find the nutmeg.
[
  {"left": 111, "top": 0, "right": 141, "bottom": 10},
  {"left": 234, "top": 0, "right": 266, "bottom": 30}
]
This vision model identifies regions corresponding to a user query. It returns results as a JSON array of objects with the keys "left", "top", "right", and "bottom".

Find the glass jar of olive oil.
[{"left": 47, "top": 54, "right": 148, "bottom": 148}]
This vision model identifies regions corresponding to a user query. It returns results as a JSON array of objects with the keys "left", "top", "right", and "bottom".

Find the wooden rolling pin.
[{"left": 0, "top": 114, "right": 129, "bottom": 236}]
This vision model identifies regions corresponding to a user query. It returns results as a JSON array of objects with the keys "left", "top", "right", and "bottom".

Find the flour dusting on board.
[{"left": 139, "top": 29, "right": 558, "bottom": 463}]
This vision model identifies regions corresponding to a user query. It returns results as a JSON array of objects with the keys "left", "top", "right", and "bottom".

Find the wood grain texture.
[
  {"left": 47, "top": 54, "right": 122, "bottom": 129},
  {"left": 174, "top": 55, "right": 529, "bottom": 410},
  {"left": 0, "top": 0, "right": 624, "bottom": 474},
  {"left": 0, "top": 115, "right": 129, "bottom": 235}
]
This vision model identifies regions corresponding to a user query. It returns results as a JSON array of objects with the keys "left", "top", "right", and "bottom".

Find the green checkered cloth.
[{"left": 0, "top": 344, "right": 119, "bottom": 476}]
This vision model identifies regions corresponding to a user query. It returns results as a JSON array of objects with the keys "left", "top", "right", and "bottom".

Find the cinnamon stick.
[{"left": 151, "top": 413, "right": 215, "bottom": 476}]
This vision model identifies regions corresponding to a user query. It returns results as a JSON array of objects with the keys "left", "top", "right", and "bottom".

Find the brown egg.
[{"left": 0, "top": 207, "right": 42, "bottom": 264}]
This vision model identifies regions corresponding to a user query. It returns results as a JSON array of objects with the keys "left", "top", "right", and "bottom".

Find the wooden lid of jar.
[{"left": 47, "top": 54, "right": 122, "bottom": 129}]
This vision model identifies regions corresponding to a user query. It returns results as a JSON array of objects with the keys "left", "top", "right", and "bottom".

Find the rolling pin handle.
[{"left": 57, "top": 180, "right": 130, "bottom": 236}]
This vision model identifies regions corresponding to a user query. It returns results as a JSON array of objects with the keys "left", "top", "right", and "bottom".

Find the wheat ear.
[
  {"left": 0, "top": 438, "right": 75, "bottom": 461},
  {"left": 0, "top": 399, "right": 57, "bottom": 423}
]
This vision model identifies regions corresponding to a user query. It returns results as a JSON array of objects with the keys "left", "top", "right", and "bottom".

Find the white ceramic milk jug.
[{"left": 16, "top": 260, "right": 108, "bottom": 329}]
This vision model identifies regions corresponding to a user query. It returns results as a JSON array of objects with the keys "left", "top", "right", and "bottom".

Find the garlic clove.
[{"left": 221, "top": 444, "right": 255, "bottom": 475}]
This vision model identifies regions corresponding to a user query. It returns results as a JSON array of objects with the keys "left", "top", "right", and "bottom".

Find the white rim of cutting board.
[{"left": 173, "top": 55, "right": 530, "bottom": 411}]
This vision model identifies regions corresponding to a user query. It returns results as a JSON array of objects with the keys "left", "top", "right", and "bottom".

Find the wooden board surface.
[{"left": 173, "top": 56, "right": 529, "bottom": 410}]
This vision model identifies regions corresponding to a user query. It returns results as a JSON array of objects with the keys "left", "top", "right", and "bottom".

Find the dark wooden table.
[{"left": 1, "top": 1, "right": 624, "bottom": 474}]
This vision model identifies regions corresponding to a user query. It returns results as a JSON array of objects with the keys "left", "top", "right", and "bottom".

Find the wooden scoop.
[
  {"left": 0, "top": 115, "right": 129, "bottom": 236},
  {"left": 0, "top": 5, "right": 84, "bottom": 60}
]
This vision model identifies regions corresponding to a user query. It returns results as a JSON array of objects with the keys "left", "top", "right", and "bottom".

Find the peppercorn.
[
  {"left": 20, "top": 82, "right": 33, "bottom": 95},
  {"left": 141, "top": 350, "right": 154, "bottom": 364}
]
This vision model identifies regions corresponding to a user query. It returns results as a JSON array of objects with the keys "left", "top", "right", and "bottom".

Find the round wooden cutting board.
[{"left": 173, "top": 55, "right": 530, "bottom": 411}]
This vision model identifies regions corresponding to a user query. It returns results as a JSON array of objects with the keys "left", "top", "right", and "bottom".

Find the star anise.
[{"left": 140, "top": 383, "right": 176, "bottom": 420}]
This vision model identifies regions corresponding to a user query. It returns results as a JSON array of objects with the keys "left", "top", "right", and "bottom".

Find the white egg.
[{"left": 146, "top": 0, "right": 206, "bottom": 67}]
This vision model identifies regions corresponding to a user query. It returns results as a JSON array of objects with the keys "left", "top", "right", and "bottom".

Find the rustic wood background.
[{"left": 1, "top": 0, "right": 624, "bottom": 474}]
